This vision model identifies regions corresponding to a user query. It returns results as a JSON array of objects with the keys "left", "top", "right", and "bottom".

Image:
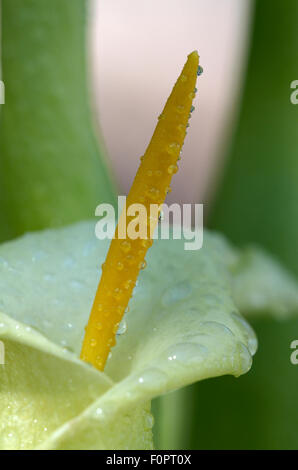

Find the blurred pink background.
[{"left": 89, "top": 0, "right": 253, "bottom": 205}]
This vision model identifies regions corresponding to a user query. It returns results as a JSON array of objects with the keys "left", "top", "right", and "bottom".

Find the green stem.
[
  {"left": 153, "top": 388, "right": 193, "bottom": 450},
  {"left": 0, "top": 0, "right": 116, "bottom": 242}
]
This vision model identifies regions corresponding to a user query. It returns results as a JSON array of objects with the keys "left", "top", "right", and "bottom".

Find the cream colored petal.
[{"left": 0, "top": 221, "right": 262, "bottom": 449}]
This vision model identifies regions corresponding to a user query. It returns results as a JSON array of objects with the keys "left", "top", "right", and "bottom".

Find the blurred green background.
[{"left": 154, "top": 0, "right": 298, "bottom": 449}]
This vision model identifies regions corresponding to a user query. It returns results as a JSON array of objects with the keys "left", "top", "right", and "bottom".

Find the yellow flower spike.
[{"left": 80, "top": 51, "right": 199, "bottom": 370}]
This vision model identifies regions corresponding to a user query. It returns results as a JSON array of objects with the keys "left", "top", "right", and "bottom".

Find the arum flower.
[{"left": 1, "top": 50, "right": 298, "bottom": 451}]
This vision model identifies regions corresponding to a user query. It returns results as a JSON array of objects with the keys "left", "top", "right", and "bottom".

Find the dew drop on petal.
[
  {"left": 231, "top": 312, "right": 258, "bottom": 355},
  {"left": 199, "top": 320, "right": 235, "bottom": 338},
  {"left": 165, "top": 343, "right": 208, "bottom": 365},
  {"left": 237, "top": 342, "right": 252, "bottom": 375},
  {"left": 117, "top": 319, "right": 127, "bottom": 336},
  {"left": 139, "top": 260, "right": 147, "bottom": 270},
  {"left": 116, "top": 262, "right": 124, "bottom": 271}
]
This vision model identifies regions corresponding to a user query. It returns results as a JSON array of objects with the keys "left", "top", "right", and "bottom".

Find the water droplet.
[
  {"left": 146, "top": 187, "right": 160, "bottom": 201},
  {"left": 113, "top": 288, "right": 123, "bottom": 300},
  {"left": 116, "top": 262, "right": 124, "bottom": 271},
  {"left": 176, "top": 105, "right": 185, "bottom": 113},
  {"left": 136, "top": 368, "right": 167, "bottom": 391},
  {"left": 0, "top": 257, "right": 9, "bottom": 268},
  {"left": 117, "top": 319, "right": 127, "bottom": 336},
  {"left": 31, "top": 250, "right": 46, "bottom": 262},
  {"left": 166, "top": 343, "right": 208, "bottom": 365},
  {"left": 120, "top": 241, "right": 131, "bottom": 253},
  {"left": 167, "top": 164, "right": 178, "bottom": 175},
  {"left": 231, "top": 312, "right": 258, "bottom": 355},
  {"left": 95, "top": 355, "right": 103, "bottom": 368},
  {"left": 63, "top": 256, "right": 75, "bottom": 267},
  {"left": 197, "top": 65, "right": 204, "bottom": 76},
  {"left": 141, "top": 239, "right": 153, "bottom": 249},
  {"left": 123, "top": 279, "right": 133, "bottom": 290},
  {"left": 139, "top": 260, "right": 147, "bottom": 270},
  {"left": 90, "top": 338, "right": 97, "bottom": 347},
  {"left": 108, "top": 337, "right": 116, "bottom": 347},
  {"left": 115, "top": 305, "right": 124, "bottom": 316},
  {"left": 158, "top": 210, "right": 164, "bottom": 221},
  {"left": 167, "top": 142, "right": 180, "bottom": 155},
  {"left": 199, "top": 321, "right": 235, "bottom": 338},
  {"left": 162, "top": 281, "right": 192, "bottom": 306},
  {"left": 237, "top": 342, "right": 252, "bottom": 375},
  {"left": 95, "top": 322, "right": 103, "bottom": 331},
  {"left": 147, "top": 170, "right": 153, "bottom": 177},
  {"left": 70, "top": 279, "right": 83, "bottom": 289},
  {"left": 126, "top": 254, "right": 135, "bottom": 265}
]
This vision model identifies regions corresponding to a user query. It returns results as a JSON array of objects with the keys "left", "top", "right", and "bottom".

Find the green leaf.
[
  {"left": 0, "top": 0, "right": 116, "bottom": 242},
  {"left": 0, "top": 221, "right": 258, "bottom": 449},
  {"left": 208, "top": 0, "right": 298, "bottom": 277},
  {"left": 203, "top": 0, "right": 298, "bottom": 449}
]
